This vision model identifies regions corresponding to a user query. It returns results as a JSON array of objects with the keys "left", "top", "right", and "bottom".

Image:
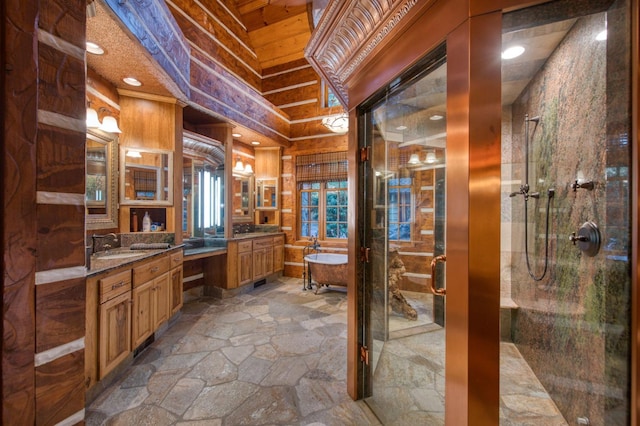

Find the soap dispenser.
[{"left": 142, "top": 211, "right": 151, "bottom": 232}]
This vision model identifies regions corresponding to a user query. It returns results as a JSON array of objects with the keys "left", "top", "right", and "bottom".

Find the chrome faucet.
[{"left": 92, "top": 233, "right": 118, "bottom": 254}]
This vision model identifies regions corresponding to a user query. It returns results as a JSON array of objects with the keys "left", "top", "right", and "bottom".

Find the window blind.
[{"left": 296, "top": 151, "right": 348, "bottom": 182}]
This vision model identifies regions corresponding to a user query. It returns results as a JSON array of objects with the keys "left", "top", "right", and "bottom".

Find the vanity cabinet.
[
  {"left": 225, "top": 234, "right": 284, "bottom": 289},
  {"left": 132, "top": 255, "right": 170, "bottom": 348},
  {"left": 98, "top": 269, "right": 132, "bottom": 379}
]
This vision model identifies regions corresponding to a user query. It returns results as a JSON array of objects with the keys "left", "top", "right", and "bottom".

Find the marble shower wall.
[{"left": 503, "top": 8, "right": 631, "bottom": 426}]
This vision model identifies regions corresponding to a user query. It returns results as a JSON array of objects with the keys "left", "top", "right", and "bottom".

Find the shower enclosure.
[{"left": 501, "top": 1, "right": 631, "bottom": 424}]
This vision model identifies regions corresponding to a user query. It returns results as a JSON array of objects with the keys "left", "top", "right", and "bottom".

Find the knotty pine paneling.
[
  {"left": 290, "top": 120, "right": 340, "bottom": 139},
  {"left": 241, "top": 4, "right": 308, "bottom": 31},
  {"left": 172, "top": 10, "right": 262, "bottom": 91},
  {"left": 35, "top": 278, "right": 86, "bottom": 353},
  {"left": 36, "top": 203, "right": 85, "bottom": 271},
  {"left": 35, "top": 350, "right": 85, "bottom": 425},
  {"left": 37, "top": 125, "right": 85, "bottom": 194},
  {"left": 37, "top": 43, "right": 85, "bottom": 119}
]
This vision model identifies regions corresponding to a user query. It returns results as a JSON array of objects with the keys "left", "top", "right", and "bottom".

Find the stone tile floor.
[
  {"left": 86, "top": 277, "right": 380, "bottom": 425},
  {"left": 87, "top": 276, "right": 566, "bottom": 425}
]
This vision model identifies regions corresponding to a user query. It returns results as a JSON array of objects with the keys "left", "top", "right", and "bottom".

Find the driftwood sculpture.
[{"left": 388, "top": 249, "right": 417, "bottom": 320}]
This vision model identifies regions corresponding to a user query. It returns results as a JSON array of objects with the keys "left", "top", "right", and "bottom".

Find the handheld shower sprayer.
[{"left": 514, "top": 114, "right": 554, "bottom": 281}]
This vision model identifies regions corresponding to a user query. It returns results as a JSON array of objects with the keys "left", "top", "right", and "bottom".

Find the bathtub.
[{"left": 304, "top": 253, "right": 348, "bottom": 293}]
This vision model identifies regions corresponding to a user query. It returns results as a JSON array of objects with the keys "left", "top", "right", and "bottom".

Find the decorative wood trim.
[{"left": 305, "top": 0, "right": 422, "bottom": 106}]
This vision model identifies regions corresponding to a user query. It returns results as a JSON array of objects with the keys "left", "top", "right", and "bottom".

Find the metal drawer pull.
[
  {"left": 111, "top": 281, "right": 127, "bottom": 290},
  {"left": 430, "top": 255, "right": 447, "bottom": 296},
  {"left": 150, "top": 266, "right": 159, "bottom": 273}
]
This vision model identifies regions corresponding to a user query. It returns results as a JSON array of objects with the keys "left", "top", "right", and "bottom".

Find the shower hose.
[{"left": 524, "top": 188, "right": 554, "bottom": 281}]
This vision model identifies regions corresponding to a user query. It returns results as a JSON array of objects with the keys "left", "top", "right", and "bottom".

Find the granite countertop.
[
  {"left": 231, "top": 231, "right": 284, "bottom": 240},
  {"left": 184, "top": 246, "right": 227, "bottom": 258},
  {"left": 87, "top": 245, "right": 184, "bottom": 277}
]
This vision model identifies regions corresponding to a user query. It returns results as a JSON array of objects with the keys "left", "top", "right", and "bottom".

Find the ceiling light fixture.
[
  {"left": 429, "top": 114, "right": 444, "bottom": 121},
  {"left": 86, "top": 41, "right": 104, "bottom": 55},
  {"left": 322, "top": 113, "right": 348, "bottom": 133},
  {"left": 251, "top": 141, "right": 260, "bottom": 145},
  {"left": 501, "top": 45, "right": 525, "bottom": 60},
  {"left": 232, "top": 133, "right": 242, "bottom": 138},
  {"left": 396, "top": 125, "right": 408, "bottom": 131},
  {"left": 123, "top": 77, "right": 142, "bottom": 87}
]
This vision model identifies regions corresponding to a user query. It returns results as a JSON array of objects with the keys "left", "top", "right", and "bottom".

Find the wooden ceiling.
[{"left": 233, "top": 0, "right": 314, "bottom": 70}]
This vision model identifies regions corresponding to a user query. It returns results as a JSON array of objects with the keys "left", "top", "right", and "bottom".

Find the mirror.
[
  {"left": 256, "top": 178, "right": 277, "bottom": 209},
  {"left": 232, "top": 174, "right": 253, "bottom": 222},
  {"left": 86, "top": 129, "right": 118, "bottom": 230},
  {"left": 183, "top": 156, "right": 225, "bottom": 238},
  {"left": 120, "top": 147, "right": 173, "bottom": 205}
]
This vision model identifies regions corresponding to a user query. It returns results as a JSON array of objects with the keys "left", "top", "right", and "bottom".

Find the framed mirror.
[
  {"left": 86, "top": 129, "right": 119, "bottom": 230},
  {"left": 120, "top": 147, "right": 173, "bottom": 205},
  {"left": 232, "top": 174, "right": 253, "bottom": 222},
  {"left": 256, "top": 178, "right": 277, "bottom": 209}
]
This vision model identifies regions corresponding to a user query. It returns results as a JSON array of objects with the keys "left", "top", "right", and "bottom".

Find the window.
[
  {"left": 321, "top": 81, "right": 342, "bottom": 108},
  {"left": 387, "top": 177, "right": 412, "bottom": 241},
  {"left": 297, "top": 152, "right": 348, "bottom": 240},
  {"left": 300, "top": 181, "right": 348, "bottom": 239}
]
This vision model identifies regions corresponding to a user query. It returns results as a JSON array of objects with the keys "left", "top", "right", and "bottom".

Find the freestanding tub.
[{"left": 304, "top": 253, "right": 348, "bottom": 293}]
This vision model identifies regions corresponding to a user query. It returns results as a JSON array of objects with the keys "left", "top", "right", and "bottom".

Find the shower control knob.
[
  {"left": 569, "top": 233, "right": 588, "bottom": 245},
  {"left": 569, "top": 221, "right": 601, "bottom": 257}
]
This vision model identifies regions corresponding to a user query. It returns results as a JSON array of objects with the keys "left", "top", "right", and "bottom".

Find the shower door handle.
[{"left": 430, "top": 255, "right": 447, "bottom": 296}]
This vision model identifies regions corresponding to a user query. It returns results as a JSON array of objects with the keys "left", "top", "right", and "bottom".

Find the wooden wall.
[{"left": 3, "top": 0, "right": 87, "bottom": 424}]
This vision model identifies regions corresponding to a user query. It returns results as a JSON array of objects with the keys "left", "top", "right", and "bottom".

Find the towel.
[{"left": 129, "top": 243, "right": 171, "bottom": 250}]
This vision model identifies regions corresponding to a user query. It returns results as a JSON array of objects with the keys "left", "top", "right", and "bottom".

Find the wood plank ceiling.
[{"left": 233, "top": 0, "right": 313, "bottom": 70}]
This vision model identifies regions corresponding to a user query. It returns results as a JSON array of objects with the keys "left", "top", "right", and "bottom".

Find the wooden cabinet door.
[
  {"left": 253, "top": 248, "right": 266, "bottom": 279},
  {"left": 238, "top": 250, "right": 253, "bottom": 285},
  {"left": 264, "top": 246, "right": 273, "bottom": 276},
  {"left": 153, "top": 273, "right": 171, "bottom": 329},
  {"left": 273, "top": 243, "right": 284, "bottom": 272},
  {"left": 132, "top": 280, "right": 154, "bottom": 348},
  {"left": 170, "top": 265, "right": 183, "bottom": 316},
  {"left": 99, "top": 291, "right": 131, "bottom": 378}
]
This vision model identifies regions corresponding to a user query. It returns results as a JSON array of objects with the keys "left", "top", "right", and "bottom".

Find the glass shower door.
[{"left": 361, "top": 46, "right": 447, "bottom": 425}]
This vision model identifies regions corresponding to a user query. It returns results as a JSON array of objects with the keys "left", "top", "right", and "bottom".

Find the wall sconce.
[
  {"left": 426, "top": 151, "right": 436, "bottom": 163},
  {"left": 234, "top": 159, "right": 245, "bottom": 172},
  {"left": 244, "top": 163, "right": 253, "bottom": 174},
  {"left": 408, "top": 153, "right": 420, "bottom": 164},
  {"left": 322, "top": 112, "right": 348, "bottom": 133},
  {"left": 86, "top": 106, "right": 122, "bottom": 134}
]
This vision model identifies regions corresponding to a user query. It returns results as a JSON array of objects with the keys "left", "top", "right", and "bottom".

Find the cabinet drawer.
[
  {"left": 169, "top": 250, "right": 183, "bottom": 267},
  {"left": 238, "top": 240, "right": 253, "bottom": 253},
  {"left": 99, "top": 270, "right": 131, "bottom": 304},
  {"left": 133, "top": 256, "right": 169, "bottom": 287},
  {"left": 273, "top": 235, "right": 284, "bottom": 246},
  {"left": 253, "top": 237, "right": 273, "bottom": 249}
]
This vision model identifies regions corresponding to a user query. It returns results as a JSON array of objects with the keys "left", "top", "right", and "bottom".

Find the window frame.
[{"left": 298, "top": 180, "right": 348, "bottom": 241}]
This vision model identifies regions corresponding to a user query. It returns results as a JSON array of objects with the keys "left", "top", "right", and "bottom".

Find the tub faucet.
[{"left": 310, "top": 236, "right": 320, "bottom": 251}]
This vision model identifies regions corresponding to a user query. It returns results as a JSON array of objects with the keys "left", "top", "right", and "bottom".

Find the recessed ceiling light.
[
  {"left": 501, "top": 45, "right": 525, "bottom": 60},
  {"left": 86, "top": 41, "right": 104, "bottom": 55},
  {"left": 232, "top": 133, "right": 242, "bottom": 138},
  {"left": 251, "top": 141, "right": 261, "bottom": 145},
  {"left": 429, "top": 114, "right": 444, "bottom": 121},
  {"left": 596, "top": 30, "right": 607, "bottom": 41},
  {"left": 396, "top": 125, "right": 407, "bottom": 131},
  {"left": 123, "top": 77, "right": 142, "bottom": 87}
]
